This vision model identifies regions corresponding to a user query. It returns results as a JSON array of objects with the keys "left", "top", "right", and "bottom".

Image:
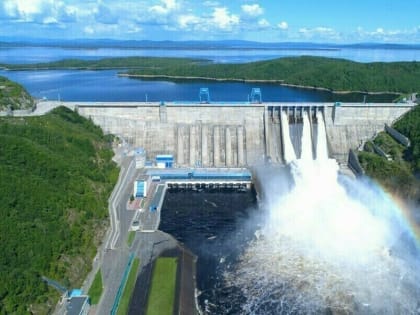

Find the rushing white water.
[
  {"left": 227, "top": 112, "right": 420, "bottom": 314},
  {"left": 316, "top": 111, "right": 328, "bottom": 160},
  {"left": 281, "top": 111, "right": 296, "bottom": 163},
  {"left": 300, "top": 111, "right": 313, "bottom": 160}
]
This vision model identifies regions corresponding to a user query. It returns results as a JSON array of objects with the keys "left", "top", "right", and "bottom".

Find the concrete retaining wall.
[
  {"left": 348, "top": 149, "right": 365, "bottom": 176},
  {"left": 385, "top": 124, "right": 411, "bottom": 147}
]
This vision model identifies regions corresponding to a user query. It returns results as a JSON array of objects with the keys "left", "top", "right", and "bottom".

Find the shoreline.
[{"left": 118, "top": 73, "right": 401, "bottom": 96}]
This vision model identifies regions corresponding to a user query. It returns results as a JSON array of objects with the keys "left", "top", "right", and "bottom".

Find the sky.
[{"left": 0, "top": 0, "right": 420, "bottom": 43}]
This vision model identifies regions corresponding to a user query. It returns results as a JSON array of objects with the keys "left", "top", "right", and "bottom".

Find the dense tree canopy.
[
  {"left": 0, "top": 107, "right": 118, "bottom": 314},
  {"left": 359, "top": 105, "right": 420, "bottom": 201}
]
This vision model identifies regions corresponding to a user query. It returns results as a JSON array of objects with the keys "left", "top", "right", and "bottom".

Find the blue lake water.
[
  {"left": 0, "top": 45, "right": 415, "bottom": 102},
  {"left": 1, "top": 46, "right": 420, "bottom": 64},
  {"left": 0, "top": 69, "right": 337, "bottom": 102}
]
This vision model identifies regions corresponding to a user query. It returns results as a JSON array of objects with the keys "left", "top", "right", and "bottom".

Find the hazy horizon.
[{"left": 1, "top": 1, "right": 419, "bottom": 44}]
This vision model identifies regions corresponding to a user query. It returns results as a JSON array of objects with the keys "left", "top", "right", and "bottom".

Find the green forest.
[
  {"left": 0, "top": 107, "right": 118, "bottom": 314},
  {"left": 126, "top": 56, "right": 420, "bottom": 93},
  {"left": 358, "top": 105, "right": 420, "bottom": 201},
  {"left": 0, "top": 76, "right": 34, "bottom": 111},
  {"left": 2, "top": 56, "right": 420, "bottom": 94}
]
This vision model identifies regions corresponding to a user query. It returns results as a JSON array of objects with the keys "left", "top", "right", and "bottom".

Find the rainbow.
[{"left": 365, "top": 177, "right": 420, "bottom": 252}]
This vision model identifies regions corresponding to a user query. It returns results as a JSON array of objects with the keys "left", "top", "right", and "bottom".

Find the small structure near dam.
[
  {"left": 47, "top": 99, "right": 415, "bottom": 166},
  {"left": 132, "top": 167, "right": 253, "bottom": 232}
]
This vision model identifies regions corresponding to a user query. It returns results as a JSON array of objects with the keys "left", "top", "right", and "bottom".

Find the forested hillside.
[
  {"left": 0, "top": 107, "right": 118, "bottom": 314},
  {"left": 358, "top": 105, "right": 420, "bottom": 201},
  {"left": 0, "top": 76, "right": 34, "bottom": 111},
  {"left": 127, "top": 56, "right": 420, "bottom": 93}
]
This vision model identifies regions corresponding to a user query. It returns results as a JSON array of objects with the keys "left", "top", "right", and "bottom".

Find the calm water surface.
[
  {"left": 0, "top": 69, "right": 335, "bottom": 102},
  {"left": 0, "top": 46, "right": 409, "bottom": 102},
  {"left": 0, "top": 69, "right": 395, "bottom": 103},
  {"left": 1, "top": 46, "right": 420, "bottom": 64}
]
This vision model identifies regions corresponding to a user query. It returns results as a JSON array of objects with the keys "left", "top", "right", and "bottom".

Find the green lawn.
[
  {"left": 127, "top": 231, "right": 136, "bottom": 247},
  {"left": 88, "top": 269, "right": 103, "bottom": 305},
  {"left": 117, "top": 257, "right": 140, "bottom": 315},
  {"left": 146, "top": 257, "right": 178, "bottom": 315}
]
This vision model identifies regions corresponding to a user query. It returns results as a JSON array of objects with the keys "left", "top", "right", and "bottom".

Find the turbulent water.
[
  {"left": 160, "top": 111, "right": 420, "bottom": 314},
  {"left": 225, "top": 112, "right": 420, "bottom": 314}
]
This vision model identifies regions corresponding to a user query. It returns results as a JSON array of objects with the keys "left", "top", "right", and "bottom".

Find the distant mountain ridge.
[{"left": 1, "top": 38, "right": 420, "bottom": 50}]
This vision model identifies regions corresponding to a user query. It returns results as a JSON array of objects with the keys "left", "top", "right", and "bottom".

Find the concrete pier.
[
  {"left": 213, "top": 126, "right": 221, "bottom": 166},
  {"left": 225, "top": 127, "right": 232, "bottom": 167},
  {"left": 237, "top": 126, "right": 245, "bottom": 166},
  {"left": 201, "top": 125, "right": 209, "bottom": 167},
  {"left": 176, "top": 125, "right": 184, "bottom": 166},
  {"left": 189, "top": 125, "right": 197, "bottom": 166}
]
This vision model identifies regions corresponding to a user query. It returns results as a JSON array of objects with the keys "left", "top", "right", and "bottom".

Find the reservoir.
[
  {"left": 0, "top": 69, "right": 396, "bottom": 103},
  {"left": 0, "top": 45, "right": 416, "bottom": 103}
]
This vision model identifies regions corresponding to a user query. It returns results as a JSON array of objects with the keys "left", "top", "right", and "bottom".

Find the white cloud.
[
  {"left": 95, "top": 3, "right": 118, "bottom": 25},
  {"left": 277, "top": 21, "right": 288, "bottom": 30},
  {"left": 375, "top": 27, "right": 384, "bottom": 34},
  {"left": 2, "top": 0, "right": 417, "bottom": 42},
  {"left": 241, "top": 4, "right": 263, "bottom": 17},
  {"left": 126, "top": 24, "right": 142, "bottom": 34},
  {"left": 42, "top": 16, "right": 57, "bottom": 25},
  {"left": 211, "top": 7, "right": 239, "bottom": 30},
  {"left": 352, "top": 26, "right": 420, "bottom": 43},
  {"left": 258, "top": 18, "right": 270, "bottom": 29},
  {"left": 203, "top": 1, "right": 219, "bottom": 7},
  {"left": 299, "top": 26, "right": 335, "bottom": 35},
  {"left": 4, "top": 0, "right": 44, "bottom": 16},
  {"left": 2, "top": 0, "right": 53, "bottom": 21},
  {"left": 58, "top": 5, "right": 78, "bottom": 23},
  {"left": 1, "top": 0, "right": 81, "bottom": 26},
  {"left": 178, "top": 14, "right": 200, "bottom": 29},
  {"left": 84, "top": 25, "right": 94, "bottom": 35},
  {"left": 297, "top": 26, "right": 340, "bottom": 41},
  {"left": 149, "top": 0, "right": 178, "bottom": 16}
]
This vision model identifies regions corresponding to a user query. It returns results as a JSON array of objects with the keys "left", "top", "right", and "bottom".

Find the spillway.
[
  {"left": 280, "top": 110, "right": 296, "bottom": 164},
  {"left": 316, "top": 110, "right": 328, "bottom": 160},
  {"left": 225, "top": 110, "right": 420, "bottom": 314},
  {"left": 300, "top": 111, "right": 313, "bottom": 160}
]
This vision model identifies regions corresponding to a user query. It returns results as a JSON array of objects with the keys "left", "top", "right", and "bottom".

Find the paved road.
[
  {"left": 91, "top": 152, "right": 138, "bottom": 314},
  {"left": 108, "top": 157, "right": 136, "bottom": 249}
]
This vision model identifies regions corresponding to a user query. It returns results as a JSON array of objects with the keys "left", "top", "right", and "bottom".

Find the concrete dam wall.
[{"left": 68, "top": 101, "right": 414, "bottom": 166}]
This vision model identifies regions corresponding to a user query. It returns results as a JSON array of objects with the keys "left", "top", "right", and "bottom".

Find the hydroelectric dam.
[
  {"left": 36, "top": 99, "right": 419, "bottom": 314},
  {"left": 53, "top": 100, "right": 415, "bottom": 167}
]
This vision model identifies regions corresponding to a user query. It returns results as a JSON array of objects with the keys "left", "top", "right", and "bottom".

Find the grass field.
[
  {"left": 146, "top": 257, "right": 178, "bottom": 315},
  {"left": 117, "top": 257, "right": 140, "bottom": 315},
  {"left": 88, "top": 269, "right": 103, "bottom": 305},
  {"left": 127, "top": 231, "right": 136, "bottom": 247}
]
